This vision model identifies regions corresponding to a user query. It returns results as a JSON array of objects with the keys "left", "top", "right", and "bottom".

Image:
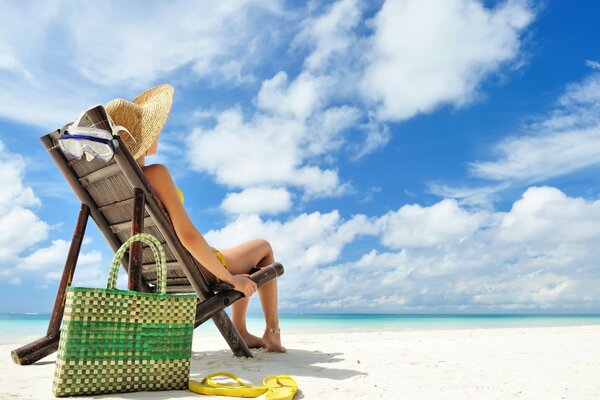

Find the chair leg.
[
  {"left": 11, "top": 204, "right": 90, "bottom": 365},
  {"left": 128, "top": 188, "right": 145, "bottom": 291},
  {"left": 212, "top": 311, "right": 253, "bottom": 358}
]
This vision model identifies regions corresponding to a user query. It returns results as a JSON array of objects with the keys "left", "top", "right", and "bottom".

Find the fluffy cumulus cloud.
[
  {"left": 0, "top": 141, "right": 104, "bottom": 287},
  {"left": 256, "top": 72, "right": 333, "bottom": 120},
  {"left": 496, "top": 186, "right": 600, "bottom": 244},
  {"left": 220, "top": 187, "right": 293, "bottom": 215},
  {"left": 0, "top": 141, "right": 49, "bottom": 270},
  {"left": 375, "top": 199, "right": 486, "bottom": 248},
  {"left": 206, "top": 186, "right": 600, "bottom": 312},
  {"left": 187, "top": 105, "right": 355, "bottom": 197},
  {"left": 188, "top": 41, "right": 367, "bottom": 198},
  {"left": 360, "top": 0, "right": 534, "bottom": 121},
  {"left": 186, "top": 63, "right": 361, "bottom": 199},
  {"left": 16, "top": 238, "right": 105, "bottom": 287}
]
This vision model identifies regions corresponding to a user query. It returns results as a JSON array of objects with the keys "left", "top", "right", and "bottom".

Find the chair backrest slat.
[
  {"left": 79, "top": 163, "right": 122, "bottom": 187},
  {"left": 109, "top": 216, "right": 155, "bottom": 234}
]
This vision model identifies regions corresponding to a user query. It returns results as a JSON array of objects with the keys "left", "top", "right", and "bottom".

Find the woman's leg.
[
  {"left": 257, "top": 279, "right": 285, "bottom": 352},
  {"left": 221, "top": 239, "right": 285, "bottom": 352}
]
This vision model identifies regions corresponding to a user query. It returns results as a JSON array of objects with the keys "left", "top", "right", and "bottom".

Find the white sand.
[{"left": 2, "top": 325, "right": 600, "bottom": 399}]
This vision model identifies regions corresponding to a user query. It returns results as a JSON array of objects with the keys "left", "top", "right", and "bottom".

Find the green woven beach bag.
[{"left": 52, "top": 233, "right": 197, "bottom": 397}]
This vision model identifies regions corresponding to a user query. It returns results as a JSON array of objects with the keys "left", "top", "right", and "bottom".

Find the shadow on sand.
[
  {"left": 190, "top": 347, "right": 366, "bottom": 380},
  {"left": 41, "top": 347, "right": 364, "bottom": 399}
]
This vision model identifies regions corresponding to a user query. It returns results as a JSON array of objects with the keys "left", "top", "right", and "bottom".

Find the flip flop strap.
[
  {"left": 263, "top": 375, "right": 295, "bottom": 390},
  {"left": 202, "top": 371, "right": 247, "bottom": 388}
]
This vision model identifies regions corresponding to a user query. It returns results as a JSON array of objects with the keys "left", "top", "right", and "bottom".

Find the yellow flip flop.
[
  {"left": 189, "top": 371, "right": 267, "bottom": 398},
  {"left": 262, "top": 375, "right": 298, "bottom": 400}
]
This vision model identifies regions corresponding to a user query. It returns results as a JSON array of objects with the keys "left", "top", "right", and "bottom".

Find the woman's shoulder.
[
  {"left": 141, "top": 163, "right": 183, "bottom": 203},
  {"left": 141, "top": 162, "right": 168, "bottom": 171},
  {"left": 139, "top": 163, "right": 173, "bottom": 185}
]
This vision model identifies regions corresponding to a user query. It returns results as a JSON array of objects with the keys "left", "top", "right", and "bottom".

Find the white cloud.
[
  {"left": 585, "top": 60, "right": 600, "bottom": 70},
  {"left": 558, "top": 72, "right": 600, "bottom": 110},
  {"left": 295, "top": 0, "right": 363, "bottom": 72},
  {"left": 0, "top": 141, "right": 107, "bottom": 287},
  {"left": 186, "top": 101, "right": 358, "bottom": 198},
  {"left": 375, "top": 198, "right": 487, "bottom": 248},
  {"left": 184, "top": 1, "right": 363, "bottom": 204},
  {"left": 350, "top": 122, "right": 391, "bottom": 161},
  {"left": 15, "top": 239, "right": 71, "bottom": 272},
  {"left": 0, "top": 208, "right": 49, "bottom": 261},
  {"left": 471, "top": 127, "right": 600, "bottom": 182},
  {"left": 32, "top": 239, "right": 105, "bottom": 288},
  {"left": 0, "top": 143, "right": 40, "bottom": 212},
  {"left": 0, "top": 0, "right": 284, "bottom": 128},
  {"left": 0, "top": 141, "right": 49, "bottom": 263},
  {"left": 434, "top": 71, "right": 600, "bottom": 207},
  {"left": 205, "top": 186, "right": 600, "bottom": 312},
  {"left": 186, "top": 0, "right": 536, "bottom": 210},
  {"left": 69, "top": 1, "right": 282, "bottom": 87},
  {"left": 470, "top": 273, "right": 575, "bottom": 308},
  {"left": 427, "top": 182, "right": 508, "bottom": 207},
  {"left": 470, "top": 73, "right": 600, "bottom": 183},
  {"left": 204, "top": 211, "right": 377, "bottom": 295},
  {"left": 16, "top": 238, "right": 104, "bottom": 287},
  {"left": 0, "top": 0, "right": 538, "bottom": 212},
  {"left": 220, "top": 187, "right": 292, "bottom": 215},
  {"left": 183, "top": 1, "right": 358, "bottom": 204},
  {"left": 360, "top": 0, "right": 534, "bottom": 121},
  {"left": 496, "top": 186, "right": 600, "bottom": 244},
  {"left": 257, "top": 71, "right": 331, "bottom": 119}
]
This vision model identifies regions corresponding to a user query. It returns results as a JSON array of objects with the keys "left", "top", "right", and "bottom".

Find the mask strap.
[
  {"left": 71, "top": 104, "right": 137, "bottom": 144},
  {"left": 113, "top": 125, "right": 136, "bottom": 143}
]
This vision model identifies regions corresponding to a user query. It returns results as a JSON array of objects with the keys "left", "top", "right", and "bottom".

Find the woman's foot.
[
  {"left": 240, "top": 331, "right": 265, "bottom": 348},
  {"left": 263, "top": 327, "right": 286, "bottom": 352}
]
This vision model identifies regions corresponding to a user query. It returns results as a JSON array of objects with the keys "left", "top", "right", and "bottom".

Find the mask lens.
[
  {"left": 81, "top": 141, "right": 114, "bottom": 162},
  {"left": 58, "top": 138, "right": 84, "bottom": 160}
]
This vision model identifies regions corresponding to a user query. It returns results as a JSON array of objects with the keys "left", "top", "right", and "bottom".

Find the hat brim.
[{"left": 106, "top": 84, "right": 174, "bottom": 160}]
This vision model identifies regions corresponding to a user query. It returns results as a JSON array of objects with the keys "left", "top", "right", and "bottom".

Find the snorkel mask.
[{"left": 58, "top": 105, "right": 133, "bottom": 162}]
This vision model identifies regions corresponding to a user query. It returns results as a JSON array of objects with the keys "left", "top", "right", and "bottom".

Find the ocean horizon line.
[{"left": 3, "top": 312, "right": 600, "bottom": 319}]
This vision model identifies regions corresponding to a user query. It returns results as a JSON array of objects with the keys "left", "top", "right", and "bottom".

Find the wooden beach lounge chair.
[{"left": 11, "top": 109, "right": 284, "bottom": 365}]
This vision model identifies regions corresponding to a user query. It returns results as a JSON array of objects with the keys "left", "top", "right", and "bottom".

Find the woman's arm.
[{"left": 140, "top": 164, "right": 256, "bottom": 297}]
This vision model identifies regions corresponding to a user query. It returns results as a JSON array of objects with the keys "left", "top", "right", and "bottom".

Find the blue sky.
[{"left": 1, "top": 0, "right": 600, "bottom": 313}]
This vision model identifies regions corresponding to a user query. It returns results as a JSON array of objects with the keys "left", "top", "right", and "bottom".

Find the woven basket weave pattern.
[{"left": 52, "top": 233, "right": 196, "bottom": 397}]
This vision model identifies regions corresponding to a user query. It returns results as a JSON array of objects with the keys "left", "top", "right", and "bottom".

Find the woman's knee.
[
  {"left": 255, "top": 239, "right": 273, "bottom": 256},
  {"left": 254, "top": 239, "right": 274, "bottom": 266}
]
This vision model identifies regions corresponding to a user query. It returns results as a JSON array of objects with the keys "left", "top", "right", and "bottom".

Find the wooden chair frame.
[{"left": 11, "top": 127, "right": 283, "bottom": 365}]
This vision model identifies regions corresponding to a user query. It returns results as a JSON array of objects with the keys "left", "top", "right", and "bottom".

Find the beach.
[{"left": 2, "top": 324, "right": 600, "bottom": 399}]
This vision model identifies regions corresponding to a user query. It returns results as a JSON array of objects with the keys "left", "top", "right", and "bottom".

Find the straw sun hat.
[{"left": 105, "top": 84, "right": 174, "bottom": 160}]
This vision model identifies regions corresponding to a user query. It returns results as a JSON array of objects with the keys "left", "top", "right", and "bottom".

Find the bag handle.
[{"left": 107, "top": 233, "right": 167, "bottom": 294}]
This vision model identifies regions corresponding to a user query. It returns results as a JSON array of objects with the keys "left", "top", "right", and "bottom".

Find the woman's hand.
[{"left": 230, "top": 274, "right": 258, "bottom": 298}]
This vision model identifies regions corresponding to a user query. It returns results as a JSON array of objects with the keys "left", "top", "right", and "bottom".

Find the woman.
[{"left": 106, "top": 84, "right": 285, "bottom": 352}]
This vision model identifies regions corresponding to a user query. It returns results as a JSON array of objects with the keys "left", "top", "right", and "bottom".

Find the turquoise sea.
[{"left": 3, "top": 313, "right": 600, "bottom": 345}]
